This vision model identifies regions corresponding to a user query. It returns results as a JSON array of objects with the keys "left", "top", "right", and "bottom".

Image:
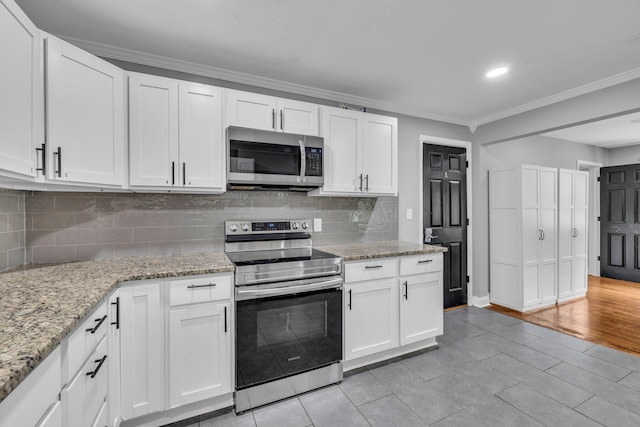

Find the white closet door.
[
  {"left": 521, "top": 166, "right": 540, "bottom": 306},
  {"left": 573, "top": 171, "right": 589, "bottom": 295},
  {"left": 558, "top": 170, "right": 574, "bottom": 299},
  {"left": 539, "top": 167, "right": 557, "bottom": 304}
]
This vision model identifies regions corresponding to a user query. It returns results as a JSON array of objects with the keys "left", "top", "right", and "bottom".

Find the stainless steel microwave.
[{"left": 226, "top": 126, "right": 324, "bottom": 190}]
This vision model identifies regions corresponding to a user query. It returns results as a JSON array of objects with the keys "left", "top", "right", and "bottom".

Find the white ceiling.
[
  {"left": 15, "top": 0, "right": 640, "bottom": 128},
  {"left": 544, "top": 111, "right": 640, "bottom": 148}
]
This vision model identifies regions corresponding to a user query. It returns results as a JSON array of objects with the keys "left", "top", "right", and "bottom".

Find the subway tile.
[
  {"left": 31, "top": 213, "right": 76, "bottom": 230},
  {"left": 96, "top": 228, "right": 133, "bottom": 244},
  {"left": 0, "top": 194, "right": 21, "bottom": 213},
  {"left": 75, "top": 244, "right": 115, "bottom": 261},
  {"left": 25, "top": 194, "right": 55, "bottom": 213},
  {"left": 55, "top": 228, "right": 96, "bottom": 245},
  {"left": 0, "top": 231, "right": 21, "bottom": 250},
  {"left": 31, "top": 246, "right": 76, "bottom": 263},
  {"left": 54, "top": 196, "right": 96, "bottom": 213},
  {"left": 0, "top": 214, "right": 7, "bottom": 233},
  {"left": 7, "top": 248, "right": 24, "bottom": 270},
  {"left": 8, "top": 213, "right": 24, "bottom": 231},
  {"left": 114, "top": 243, "right": 150, "bottom": 258},
  {"left": 115, "top": 212, "right": 150, "bottom": 227},
  {"left": 133, "top": 227, "right": 167, "bottom": 242},
  {"left": 0, "top": 254, "right": 7, "bottom": 272},
  {"left": 149, "top": 211, "right": 183, "bottom": 226},
  {"left": 26, "top": 230, "right": 55, "bottom": 247},
  {"left": 74, "top": 213, "right": 115, "bottom": 229}
]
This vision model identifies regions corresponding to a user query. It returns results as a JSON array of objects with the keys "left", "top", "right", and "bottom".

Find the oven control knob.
[
  {"left": 291, "top": 222, "right": 299, "bottom": 230},
  {"left": 241, "top": 223, "right": 250, "bottom": 232},
  {"left": 229, "top": 224, "right": 238, "bottom": 232},
  {"left": 301, "top": 222, "right": 309, "bottom": 230}
]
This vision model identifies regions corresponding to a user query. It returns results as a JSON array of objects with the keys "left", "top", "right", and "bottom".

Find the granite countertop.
[
  {"left": 0, "top": 240, "right": 443, "bottom": 404},
  {"left": 319, "top": 240, "right": 447, "bottom": 261},
  {"left": 0, "top": 252, "right": 234, "bottom": 403}
]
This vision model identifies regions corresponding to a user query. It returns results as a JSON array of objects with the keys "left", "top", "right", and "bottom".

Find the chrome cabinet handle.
[
  {"left": 541, "top": 229, "right": 545, "bottom": 240},
  {"left": 364, "top": 265, "right": 383, "bottom": 269},
  {"left": 403, "top": 281, "right": 408, "bottom": 300},
  {"left": 182, "top": 162, "right": 186, "bottom": 186},
  {"left": 418, "top": 259, "right": 433, "bottom": 264},
  {"left": 365, "top": 174, "right": 369, "bottom": 191},
  {"left": 358, "top": 174, "right": 363, "bottom": 191},
  {"left": 86, "top": 315, "right": 107, "bottom": 334},
  {"left": 280, "top": 110, "right": 284, "bottom": 130},
  {"left": 348, "top": 289, "right": 352, "bottom": 310},
  {"left": 187, "top": 283, "right": 217, "bottom": 289},
  {"left": 272, "top": 109, "right": 276, "bottom": 129},
  {"left": 171, "top": 161, "right": 176, "bottom": 185},
  {"left": 86, "top": 355, "right": 107, "bottom": 379},
  {"left": 224, "top": 306, "right": 228, "bottom": 333}
]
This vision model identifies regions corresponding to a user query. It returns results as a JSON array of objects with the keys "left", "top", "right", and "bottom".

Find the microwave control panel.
[{"left": 305, "top": 147, "right": 323, "bottom": 177}]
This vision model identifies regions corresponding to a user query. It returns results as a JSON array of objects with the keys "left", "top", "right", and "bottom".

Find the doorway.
[
  {"left": 577, "top": 160, "right": 601, "bottom": 277},
  {"left": 423, "top": 143, "right": 468, "bottom": 308}
]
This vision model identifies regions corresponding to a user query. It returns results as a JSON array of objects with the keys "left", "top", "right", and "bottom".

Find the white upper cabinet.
[
  {"left": 129, "top": 73, "right": 225, "bottom": 192},
  {"left": 0, "top": 0, "right": 42, "bottom": 180},
  {"left": 225, "top": 90, "right": 319, "bottom": 136},
  {"left": 312, "top": 106, "right": 397, "bottom": 196},
  {"left": 45, "top": 35, "right": 125, "bottom": 187}
]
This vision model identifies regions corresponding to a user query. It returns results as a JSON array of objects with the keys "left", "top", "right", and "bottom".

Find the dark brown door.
[
  {"left": 600, "top": 164, "right": 640, "bottom": 282},
  {"left": 423, "top": 144, "right": 467, "bottom": 308}
]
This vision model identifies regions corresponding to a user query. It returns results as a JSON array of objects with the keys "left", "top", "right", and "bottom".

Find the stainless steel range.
[{"left": 225, "top": 219, "right": 343, "bottom": 412}]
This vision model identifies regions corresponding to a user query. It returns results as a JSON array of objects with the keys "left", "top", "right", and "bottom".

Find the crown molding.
[
  {"left": 469, "top": 66, "right": 640, "bottom": 131},
  {"left": 59, "top": 35, "right": 469, "bottom": 127}
]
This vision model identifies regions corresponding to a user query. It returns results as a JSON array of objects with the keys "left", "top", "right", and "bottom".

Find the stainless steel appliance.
[
  {"left": 225, "top": 219, "right": 342, "bottom": 412},
  {"left": 226, "top": 126, "right": 324, "bottom": 190}
]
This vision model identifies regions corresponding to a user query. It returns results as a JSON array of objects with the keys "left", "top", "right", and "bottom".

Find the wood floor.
[{"left": 487, "top": 275, "right": 640, "bottom": 357}]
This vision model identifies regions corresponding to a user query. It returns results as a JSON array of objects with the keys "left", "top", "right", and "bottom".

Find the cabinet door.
[
  {"left": 558, "top": 170, "right": 574, "bottom": 300},
  {"left": 168, "top": 302, "right": 231, "bottom": 408},
  {"left": 178, "top": 82, "right": 224, "bottom": 190},
  {"left": 225, "top": 90, "right": 277, "bottom": 131},
  {"left": 37, "top": 402, "right": 62, "bottom": 427},
  {"left": 129, "top": 74, "right": 179, "bottom": 187},
  {"left": 573, "top": 171, "right": 589, "bottom": 295},
  {"left": 321, "top": 107, "right": 361, "bottom": 193},
  {"left": 120, "top": 283, "right": 164, "bottom": 420},
  {"left": 538, "top": 167, "right": 557, "bottom": 305},
  {"left": 400, "top": 272, "right": 443, "bottom": 345},
  {"left": 46, "top": 36, "right": 125, "bottom": 186},
  {"left": 344, "top": 279, "right": 398, "bottom": 361},
  {"left": 362, "top": 114, "right": 397, "bottom": 195},
  {"left": 277, "top": 99, "right": 319, "bottom": 136},
  {"left": 107, "top": 291, "right": 120, "bottom": 427},
  {"left": 0, "top": 0, "right": 40, "bottom": 179},
  {"left": 521, "top": 166, "right": 541, "bottom": 307}
]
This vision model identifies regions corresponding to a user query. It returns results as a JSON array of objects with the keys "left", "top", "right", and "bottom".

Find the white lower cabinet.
[
  {"left": 37, "top": 402, "right": 62, "bottom": 427},
  {"left": 61, "top": 337, "right": 109, "bottom": 427},
  {"left": 120, "top": 281, "right": 165, "bottom": 420},
  {"left": 343, "top": 254, "right": 444, "bottom": 365},
  {"left": 344, "top": 279, "right": 399, "bottom": 360},
  {"left": 399, "top": 272, "right": 443, "bottom": 345},
  {"left": 168, "top": 302, "right": 231, "bottom": 407}
]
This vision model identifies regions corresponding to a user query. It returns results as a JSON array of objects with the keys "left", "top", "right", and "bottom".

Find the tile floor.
[{"left": 185, "top": 307, "right": 640, "bottom": 426}]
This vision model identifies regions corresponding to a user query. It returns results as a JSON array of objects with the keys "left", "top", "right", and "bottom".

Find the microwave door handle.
[{"left": 299, "top": 139, "right": 306, "bottom": 183}]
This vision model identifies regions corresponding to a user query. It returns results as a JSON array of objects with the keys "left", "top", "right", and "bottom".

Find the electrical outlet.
[
  {"left": 313, "top": 218, "right": 322, "bottom": 232},
  {"left": 406, "top": 208, "right": 413, "bottom": 220}
]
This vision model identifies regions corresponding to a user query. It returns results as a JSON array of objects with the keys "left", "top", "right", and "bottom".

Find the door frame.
[
  {"left": 577, "top": 160, "right": 602, "bottom": 277},
  {"left": 418, "top": 135, "right": 474, "bottom": 306}
]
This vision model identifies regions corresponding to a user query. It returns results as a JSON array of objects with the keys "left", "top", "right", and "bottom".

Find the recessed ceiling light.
[{"left": 485, "top": 67, "right": 509, "bottom": 78}]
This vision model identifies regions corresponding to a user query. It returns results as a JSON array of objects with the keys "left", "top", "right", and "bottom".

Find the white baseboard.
[{"left": 472, "top": 295, "right": 490, "bottom": 307}]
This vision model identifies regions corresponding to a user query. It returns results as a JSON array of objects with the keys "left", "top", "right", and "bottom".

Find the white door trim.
[
  {"left": 577, "top": 160, "right": 602, "bottom": 277},
  {"left": 418, "top": 135, "right": 475, "bottom": 306}
]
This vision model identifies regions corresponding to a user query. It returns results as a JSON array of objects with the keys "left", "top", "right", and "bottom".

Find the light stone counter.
[
  {"left": 0, "top": 252, "right": 233, "bottom": 403},
  {"left": 318, "top": 240, "right": 446, "bottom": 261}
]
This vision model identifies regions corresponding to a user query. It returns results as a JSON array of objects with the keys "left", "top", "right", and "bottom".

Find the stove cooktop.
[{"left": 226, "top": 248, "right": 339, "bottom": 267}]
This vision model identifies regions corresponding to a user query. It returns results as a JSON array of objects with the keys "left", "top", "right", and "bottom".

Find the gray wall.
[
  {"left": 472, "top": 135, "right": 609, "bottom": 299},
  {"left": 608, "top": 144, "right": 640, "bottom": 166},
  {"left": 24, "top": 191, "right": 398, "bottom": 264},
  {"left": 0, "top": 189, "right": 25, "bottom": 271}
]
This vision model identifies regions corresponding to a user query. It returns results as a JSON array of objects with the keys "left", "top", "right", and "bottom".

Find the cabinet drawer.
[
  {"left": 62, "top": 337, "right": 108, "bottom": 427},
  {"left": 169, "top": 274, "right": 232, "bottom": 306},
  {"left": 400, "top": 254, "right": 442, "bottom": 276},
  {"left": 344, "top": 258, "right": 398, "bottom": 283},
  {"left": 64, "top": 301, "right": 108, "bottom": 382}
]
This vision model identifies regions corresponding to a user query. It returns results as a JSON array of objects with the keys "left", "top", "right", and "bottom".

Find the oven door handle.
[
  {"left": 298, "top": 139, "right": 306, "bottom": 183},
  {"left": 236, "top": 277, "right": 342, "bottom": 300}
]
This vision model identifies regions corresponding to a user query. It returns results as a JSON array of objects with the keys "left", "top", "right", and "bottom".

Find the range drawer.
[
  {"left": 62, "top": 336, "right": 108, "bottom": 427},
  {"left": 400, "top": 254, "right": 443, "bottom": 276},
  {"left": 169, "top": 274, "right": 232, "bottom": 306},
  {"left": 64, "top": 301, "right": 108, "bottom": 383},
  {"left": 344, "top": 258, "right": 398, "bottom": 283}
]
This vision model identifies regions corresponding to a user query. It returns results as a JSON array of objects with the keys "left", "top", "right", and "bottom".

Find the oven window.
[
  {"left": 236, "top": 288, "right": 342, "bottom": 389},
  {"left": 229, "top": 140, "right": 300, "bottom": 175}
]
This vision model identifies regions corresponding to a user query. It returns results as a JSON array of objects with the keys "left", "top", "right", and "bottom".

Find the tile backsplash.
[
  {"left": 24, "top": 191, "right": 398, "bottom": 264},
  {"left": 0, "top": 189, "right": 25, "bottom": 271}
]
